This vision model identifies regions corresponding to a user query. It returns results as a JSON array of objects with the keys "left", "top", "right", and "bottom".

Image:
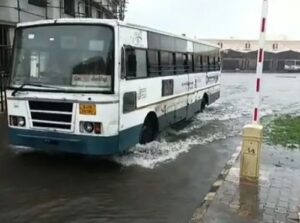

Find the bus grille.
[{"left": 28, "top": 101, "right": 73, "bottom": 130}]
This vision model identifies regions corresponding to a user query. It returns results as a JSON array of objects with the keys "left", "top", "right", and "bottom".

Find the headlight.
[
  {"left": 17, "top": 117, "right": 25, "bottom": 127},
  {"left": 84, "top": 122, "right": 94, "bottom": 133},
  {"left": 79, "top": 121, "right": 102, "bottom": 134},
  {"left": 9, "top": 116, "right": 26, "bottom": 127}
]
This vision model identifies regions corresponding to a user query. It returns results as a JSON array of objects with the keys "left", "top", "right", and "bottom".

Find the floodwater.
[{"left": 0, "top": 73, "right": 299, "bottom": 223}]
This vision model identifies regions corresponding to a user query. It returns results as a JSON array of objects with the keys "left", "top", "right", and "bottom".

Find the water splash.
[{"left": 113, "top": 74, "right": 293, "bottom": 169}]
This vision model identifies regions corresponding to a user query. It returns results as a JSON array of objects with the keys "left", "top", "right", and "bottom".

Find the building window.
[
  {"left": 273, "top": 43, "right": 278, "bottom": 50},
  {"left": 64, "top": 0, "right": 75, "bottom": 16},
  {"left": 28, "top": 0, "right": 46, "bottom": 7},
  {"left": 85, "top": 0, "right": 92, "bottom": 17},
  {"left": 97, "top": 10, "right": 104, "bottom": 19},
  {"left": 245, "top": 42, "right": 251, "bottom": 50},
  {"left": 0, "top": 25, "right": 11, "bottom": 73}
]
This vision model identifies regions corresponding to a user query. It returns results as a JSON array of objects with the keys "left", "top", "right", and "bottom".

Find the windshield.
[{"left": 11, "top": 25, "right": 114, "bottom": 92}]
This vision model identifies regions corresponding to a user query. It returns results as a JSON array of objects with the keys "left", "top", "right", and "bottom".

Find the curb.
[{"left": 190, "top": 146, "right": 242, "bottom": 223}]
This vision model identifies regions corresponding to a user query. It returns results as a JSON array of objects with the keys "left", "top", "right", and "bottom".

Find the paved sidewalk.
[{"left": 198, "top": 145, "right": 300, "bottom": 223}]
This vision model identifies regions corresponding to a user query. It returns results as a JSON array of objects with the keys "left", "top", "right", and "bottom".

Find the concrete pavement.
[{"left": 192, "top": 144, "right": 300, "bottom": 223}]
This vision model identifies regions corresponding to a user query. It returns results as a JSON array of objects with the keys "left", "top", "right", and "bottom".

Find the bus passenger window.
[
  {"left": 175, "top": 53, "right": 185, "bottom": 74},
  {"left": 126, "top": 48, "right": 147, "bottom": 78},
  {"left": 135, "top": 49, "right": 147, "bottom": 78},
  {"left": 160, "top": 52, "right": 174, "bottom": 76},
  {"left": 218, "top": 57, "right": 221, "bottom": 69},
  {"left": 209, "top": 56, "right": 215, "bottom": 71},
  {"left": 126, "top": 48, "right": 137, "bottom": 78},
  {"left": 202, "top": 56, "right": 208, "bottom": 72},
  {"left": 187, "top": 54, "right": 193, "bottom": 73},
  {"left": 194, "top": 54, "right": 202, "bottom": 72},
  {"left": 148, "top": 50, "right": 160, "bottom": 76},
  {"left": 213, "top": 57, "right": 217, "bottom": 71}
]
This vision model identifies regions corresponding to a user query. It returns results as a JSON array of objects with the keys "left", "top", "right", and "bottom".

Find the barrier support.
[{"left": 240, "top": 0, "right": 268, "bottom": 181}]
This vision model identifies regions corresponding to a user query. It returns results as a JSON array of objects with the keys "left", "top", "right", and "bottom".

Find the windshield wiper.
[{"left": 11, "top": 82, "right": 62, "bottom": 96}]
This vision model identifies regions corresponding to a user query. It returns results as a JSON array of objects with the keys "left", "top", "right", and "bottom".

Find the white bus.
[
  {"left": 284, "top": 60, "right": 300, "bottom": 72},
  {"left": 7, "top": 19, "right": 221, "bottom": 155}
]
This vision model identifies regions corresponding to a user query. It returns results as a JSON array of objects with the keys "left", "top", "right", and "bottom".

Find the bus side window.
[
  {"left": 209, "top": 56, "right": 215, "bottom": 71},
  {"left": 213, "top": 57, "right": 216, "bottom": 71},
  {"left": 135, "top": 49, "right": 147, "bottom": 78},
  {"left": 121, "top": 47, "right": 125, "bottom": 78},
  {"left": 126, "top": 48, "right": 147, "bottom": 79},
  {"left": 148, "top": 50, "right": 160, "bottom": 76},
  {"left": 187, "top": 54, "right": 194, "bottom": 73},
  {"left": 123, "top": 92, "right": 137, "bottom": 113},
  {"left": 126, "top": 48, "right": 137, "bottom": 78},
  {"left": 160, "top": 51, "right": 174, "bottom": 76},
  {"left": 202, "top": 56, "right": 208, "bottom": 72},
  {"left": 183, "top": 53, "right": 188, "bottom": 73},
  {"left": 175, "top": 53, "right": 185, "bottom": 75},
  {"left": 194, "top": 54, "right": 201, "bottom": 72}
]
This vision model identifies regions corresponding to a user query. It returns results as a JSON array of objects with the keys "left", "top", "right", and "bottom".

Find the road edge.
[{"left": 189, "top": 146, "right": 242, "bottom": 223}]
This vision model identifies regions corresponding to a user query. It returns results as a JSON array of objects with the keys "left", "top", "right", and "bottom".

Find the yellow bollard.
[{"left": 240, "top": 124, "right": 263, "bottom": 181}]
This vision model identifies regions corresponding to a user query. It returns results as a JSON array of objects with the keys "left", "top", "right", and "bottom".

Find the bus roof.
[{"left": 17, "top": 18, "right": 219, "bottom": 48}]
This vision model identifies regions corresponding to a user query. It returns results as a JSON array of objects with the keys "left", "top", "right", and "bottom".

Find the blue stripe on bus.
[{"left": 9, "top": 125, "right": 142, "bottom": 156}]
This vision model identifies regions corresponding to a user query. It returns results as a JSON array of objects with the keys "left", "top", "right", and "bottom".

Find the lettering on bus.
[
  {"left": 138, "top": 88, "right": 147, "bottom": 100},
  {"left": 206, "top": 74, "right": 219, "bottom": 85},
  {"left": 72, "top": 74, "right": 111, "bottom": 88}
]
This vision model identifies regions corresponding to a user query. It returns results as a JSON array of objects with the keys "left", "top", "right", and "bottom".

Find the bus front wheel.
[{"left": 139, "top": 113, "right": 158, "bottom": 144}]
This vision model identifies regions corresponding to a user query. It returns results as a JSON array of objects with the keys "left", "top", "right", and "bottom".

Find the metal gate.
[
  {"left": 0, "top": 25, "right": 12, "bottom": 112},
  {"left": 0, "top": 72, "right": 8, "bottom": 112}
]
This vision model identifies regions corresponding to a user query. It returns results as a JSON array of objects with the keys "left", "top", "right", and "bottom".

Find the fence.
[{"left": 0, "top": 72, "right": 8, "bottom": 113}]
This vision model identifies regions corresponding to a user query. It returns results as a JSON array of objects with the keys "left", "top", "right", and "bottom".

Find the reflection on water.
[{"left": 238, "top": 180, "right": 260, "bottom": 218}]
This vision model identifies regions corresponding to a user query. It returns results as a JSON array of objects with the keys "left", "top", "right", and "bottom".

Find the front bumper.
[{"left": 9, "top": 128, "right": 120, "bottom": 156}]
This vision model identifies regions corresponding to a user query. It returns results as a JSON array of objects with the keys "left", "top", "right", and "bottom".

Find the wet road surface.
[{"left": 0, "top": 73, "right": 299, "bottom": 223}]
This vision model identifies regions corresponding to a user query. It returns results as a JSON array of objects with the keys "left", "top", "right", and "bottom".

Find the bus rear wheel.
[
  {"left": 139, "top": 113, "right": 158, "bottom": 144},
  {"left": 201, "top": 94, "right": 209, "bottom": 111}
]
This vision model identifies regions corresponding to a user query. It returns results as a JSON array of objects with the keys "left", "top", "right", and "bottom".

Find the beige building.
[
  {"left": 202, "top": 39, "right": 300, "bottom": 53},
  {"left": 201, "top": 39, "right": 300, "bottom": 72}
]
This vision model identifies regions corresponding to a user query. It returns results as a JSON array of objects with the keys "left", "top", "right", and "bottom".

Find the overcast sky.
[{"left": 125, "top": 0, "right": 300, "bottom": 40}]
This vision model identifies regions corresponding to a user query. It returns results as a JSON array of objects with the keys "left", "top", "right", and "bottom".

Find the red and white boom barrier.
[{"left": 253, "top": 0, "right": 268, "bottom": 123}]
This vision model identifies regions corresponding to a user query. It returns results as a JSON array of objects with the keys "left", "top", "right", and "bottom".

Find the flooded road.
[{"left": 0, "top": 73, "right": 299, "bottom": 223}]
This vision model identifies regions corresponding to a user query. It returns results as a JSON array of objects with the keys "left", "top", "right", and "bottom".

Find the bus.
[
  {"left": 6, "top": 19, "right": 221, "bottom": 156},
  {"left": 284, "top": 60, "right": 300, "bottom": 72}
]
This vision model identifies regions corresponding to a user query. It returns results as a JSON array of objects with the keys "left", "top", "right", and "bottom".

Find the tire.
[
  {"left": 139, "top": 117, "right": 158, "bottom": 144},
  {"left": 201, "top": 94, "right": 208, "bottom": 112},
  {"left": 200, "top": 100, "right": 206, "bottom": 111}
]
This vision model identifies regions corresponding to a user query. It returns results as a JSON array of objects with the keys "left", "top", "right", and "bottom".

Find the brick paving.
[{"left": 200, "top": 145, "right": 300, "bottom": 223}]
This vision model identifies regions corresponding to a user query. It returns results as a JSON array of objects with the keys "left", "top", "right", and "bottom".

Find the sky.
[{"left": 125, "top": 0, "right": 300, "bottom": 40}]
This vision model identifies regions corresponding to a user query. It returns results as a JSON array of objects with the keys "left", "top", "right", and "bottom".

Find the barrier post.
[{"left": 240, "top": 0, "right": 268, "bottom": 181}]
